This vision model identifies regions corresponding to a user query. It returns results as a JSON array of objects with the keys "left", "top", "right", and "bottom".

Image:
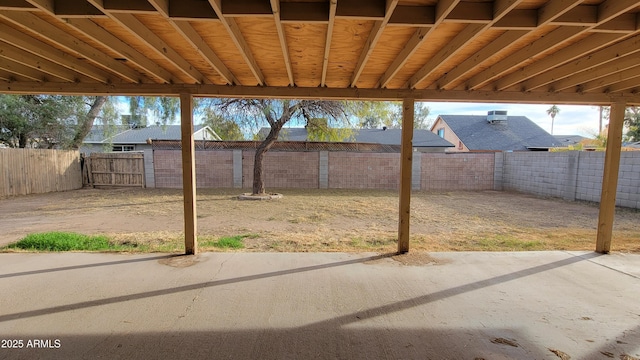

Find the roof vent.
[{"left": 487, "top": 110, "right": 508, "bottom": 122}]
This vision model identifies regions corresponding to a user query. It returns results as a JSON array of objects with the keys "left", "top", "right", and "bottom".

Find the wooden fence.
[
  {"left": 0, "top": 148, "right": 83, "bottom": 197},
  {"left": 84, "top": 152, "right": 145, "bottom": 188}
]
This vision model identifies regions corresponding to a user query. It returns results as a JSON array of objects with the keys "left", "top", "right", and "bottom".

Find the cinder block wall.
[
  {"left": 422, "top": 153, "right": 494, "bottom": 191},
  {"left": 328, "top": 152, "right": 400, "bottom": 189},
  {"left": 153, "top": 150, "right": 234, "bottom": 188},
  {"left": 502, "top": 151, "right": 640, "bottom": 209},
  {"left": 242, "top": 151, "right": 319, "bottom": 189}
]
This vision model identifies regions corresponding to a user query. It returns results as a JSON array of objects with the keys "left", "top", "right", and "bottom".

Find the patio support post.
[
  {"left": 596, "top": 100, "right": 626, "bottom": 253},
  {"left": 397, "top": 98, "right": 414, "bottom": 254},
  {"left": 180, "top": 93, "right": 198, "bottom": 255}
]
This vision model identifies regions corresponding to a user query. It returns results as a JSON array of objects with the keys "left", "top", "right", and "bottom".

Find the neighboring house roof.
[
  {"left": 257, "top": 127, "right": 454, "bottom": 148},
  {"left": 627, "top": 141, "right": 640, "bottom": 149},
  {"left": 84, "top": 125, "right": 220, "bottom": 144},
  {"left": 554, "top": 135, "right": 587, "bottom": 146},
  {"left": 434, "top": 115, "right": 560, "bottom": 151}
]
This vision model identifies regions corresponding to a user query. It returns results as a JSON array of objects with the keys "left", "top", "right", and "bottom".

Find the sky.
[
  {"left": 115, "top": 97, "right": 605, "bottom": 139},
  {"left": 422, "top": 102, "right": 605, "bottom": 138}
]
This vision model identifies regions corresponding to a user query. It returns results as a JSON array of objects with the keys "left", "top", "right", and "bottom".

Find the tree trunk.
[
  {"left": 252, "top": 125, "right": 283, "bottom": 195},
  {"left": 70, "top": 96, "right": 108, "bottom": 150}
]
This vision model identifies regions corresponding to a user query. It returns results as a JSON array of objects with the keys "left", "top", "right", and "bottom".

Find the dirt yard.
[{"left": 0, "top": 187, "right": 638, "bottom": 253}]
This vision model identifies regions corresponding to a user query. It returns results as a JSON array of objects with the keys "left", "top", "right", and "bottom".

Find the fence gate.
[{"left": 84, "top": 152, "right": 145, "bottom": 188}]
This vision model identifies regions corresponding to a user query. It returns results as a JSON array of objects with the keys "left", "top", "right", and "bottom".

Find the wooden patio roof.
[{"left": 0, "top": 0, "right": 639, "bottom": 104}]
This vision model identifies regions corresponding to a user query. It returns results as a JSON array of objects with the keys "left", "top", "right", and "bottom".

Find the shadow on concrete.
[
  {"left": 0, "top": 254, "right": 175, "bottom": 280},
  {"left": 0, "top": 252, "right": 599, "bottom": 324}
]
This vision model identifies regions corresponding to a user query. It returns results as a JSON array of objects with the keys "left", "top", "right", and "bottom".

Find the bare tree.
[{"left": 212, "top": 99, "right": 348, "bottom": 195}]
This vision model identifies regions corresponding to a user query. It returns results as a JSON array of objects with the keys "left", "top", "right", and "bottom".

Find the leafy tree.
[
  {"left": 124, "top": 96, "right": 179, "bottom": 128},
  {"left": 624, "top": 106, "right": 640, "bottom": 142},
  {"left": 0, "top": 95, "right": 109, "bottom": 149},
  {"left": 201, "top": 108, "right": 244, "bottom": 140},
  {"left": 546, "top": 105, "right": 560, "bottom": 135},
  {"left": 351, "top": 101, "right": 431, "bottom": 129},
  {"left": 208, "top": 99, "right": 349, "bottom": 195}
]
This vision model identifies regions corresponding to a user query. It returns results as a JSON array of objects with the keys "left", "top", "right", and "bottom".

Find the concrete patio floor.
[{"left": 0, "top": 251, "right": 639, "bottom": 359}]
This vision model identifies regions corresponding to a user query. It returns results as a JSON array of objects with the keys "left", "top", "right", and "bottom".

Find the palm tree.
[{"left": 546, "top": 105, "right": 560, "bottom": 135}]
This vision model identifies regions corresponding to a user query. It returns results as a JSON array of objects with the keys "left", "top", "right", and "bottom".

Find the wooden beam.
[
  {"left": 397, "top": 98, "right": 414, "bottom": 254},
  {"left": 64, "top": 18, "right": 175, "bottom": 84},
  {"left": 595, "top": 101, "right": 625, "bottom": 253},
  {"left": 0, "top": 43, "right": 79, "bottom": 82},
  {"left": 320, "top": 0, "right": 337, "bottom": 87},
  {"left": 437, "top": 30, "right": 527, "bottom": 90},
  {"left": 350, "top": 0, "right": 398, "bottom": 87},
  {"left": 207, "top": 0, "right": 265, "bottom": 85},
  {"left": 0, "top": 10, "right": 143, "bottom": 83},
  {"left": 537, "top": 0, "right": 582, "bottom": 25},
  {"left": 407, "top": 23, "right": 486, "bottom": 88},
  {"left": 599, "top": 75, "right": 640, "bottom": 93},
  {"left": 0, "top": 22, "right": 112, "bottom": 83},
  {"left": 494, "top": 33, "right": 623, "bottom": 90},
  {"left": 521, "top": 34, "right": 640, "bottom": 91},
  {"left": 0, "top": 57, "right": 44, "bottom": 82},
  {"left": 377, "top": 0, "right": 459, "bottom": 88},
  {"left": 466, "top": 26, "right": 586, "bottom": 90},
  {"left": 270, "top": 0, "right": 294, "bottom": 86},
  {"left": 180, "top": 93, "right": 198, "bottom": 255},
  {"left": 549, "top": 55, "right": 640, "bottom": 92},
  {"left": 4, "top": 82, "right": 640, "bottom": 105},
  {"left": 580, "top": 66, "right": 640, "bottom": 92}
]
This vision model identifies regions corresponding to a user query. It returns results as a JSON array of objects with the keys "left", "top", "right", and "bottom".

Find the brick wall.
[{"left": 421, "top": 153, "right": 494, "bottom": 191}]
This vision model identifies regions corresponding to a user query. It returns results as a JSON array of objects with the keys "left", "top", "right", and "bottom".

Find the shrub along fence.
[{"left": 0, "top": 148, "right": 82, "bottom": 197}]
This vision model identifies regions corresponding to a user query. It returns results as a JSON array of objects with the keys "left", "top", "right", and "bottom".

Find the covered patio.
[{"left": 1, "top": 0, "right": 640, "bottom": 254}]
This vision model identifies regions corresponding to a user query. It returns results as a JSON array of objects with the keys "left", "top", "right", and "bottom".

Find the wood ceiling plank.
[
  {"left": 522, "top": 34, "right": 640, "bottom": 91},
  {"left": 599, "top": 74, "right": 640, "bottom": 93},
  {"left": 270, "top": 0, "right": 294, "bottom": 86},
  {"left": 65, "top": 18, "right": 174, "bottom": 84},
  {"left": 377, "top": 0, "right": 460, "bottom": 88},
  {"left": 437, "top": 30, "right": 528, "bottom": 90},
  {"left": 579, "top": 66, "right": 640, "bottom": 92},
  {"left": 465, "top": 26, "right": 587, "bottom": 90},
  {"left": 321, "top": 0, "right": 337, "bottom": 87},
  {"left": 537, "top": 0, "right": 582, "bottom": 25},
  {"left": 0, "top": 42, "right": 79, "bottom": 82},
  {"left": 86, "top": 0, "right": 207, "bottom": 84},
  {"left": 0, "top": 57, "right": 45, "bottom": 82},
  {"left": 494, "top": 33, "right": 622, "bottom": 90},
  {"left": 406, "top": 0, "right": 523, "bottom": 89},
  {"left": 350, "top": 0, "right": 398, "bottom": 87},
  {"left": 0, "top": 10, "right": 142, "bottom": 83},
  {"left": 208, "top": 0, "right": 265, "bottom": 85},
  {"left": 0, "top": 22, "right": 111, "bottom": 83},
  {"left": 549, "top": 55, "right": 640, "bottom": 92}
]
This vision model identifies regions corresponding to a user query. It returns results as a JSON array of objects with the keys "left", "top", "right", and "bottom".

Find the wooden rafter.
[
  {"left": 85, "top": 1, "right": 206, "bottom": 84},
  {"left": 549, "top": 55, "right": 640, "bottom": 92},
  {"left": 270, "top": 0, "right": 294, "bottom": 86},
  {"left": 0, "top": 57, "right": 44, "bottom": 82},
  {"left": 207, "top": 0, "right": 265, "bottom": 86},
  {"left": 377, "top": 0, "right": 458, "bottom": 89},
  {"left": 320, "top": 0, "right": 337, "bottom": 87},
  {"left": 0, "top": 42, "right": 80, "bottom": 82},
  {"left": 0, "top": 22, "right": 112, "bottom": 83},
  {"left": 465, "top": 26, "right": 586, "bottom": 90},
  {"left": 522, "top": 34, "right": 640, "bottom": 91},
  {"left": 494, "top": 33, "right": 623, "bottom": 91},
  {"left": 579, "top": 66, "right": 640, "bottom": 93},
  {"left": 350, "top": 0, "right": 398, "bottom": 87},
  {"left": 146, "top": 0, "right": 238, "bottom": 85},
  {"left": 0, "top": 10, "right": 142, "bottom": 83},
  {"left": 64, "top": 18, "right": 175, "bottom": 84}
]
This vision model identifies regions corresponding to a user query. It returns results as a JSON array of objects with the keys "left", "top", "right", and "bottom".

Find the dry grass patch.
[{"left": 1, "top": 188, "right": 638, "bottom": 253}]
